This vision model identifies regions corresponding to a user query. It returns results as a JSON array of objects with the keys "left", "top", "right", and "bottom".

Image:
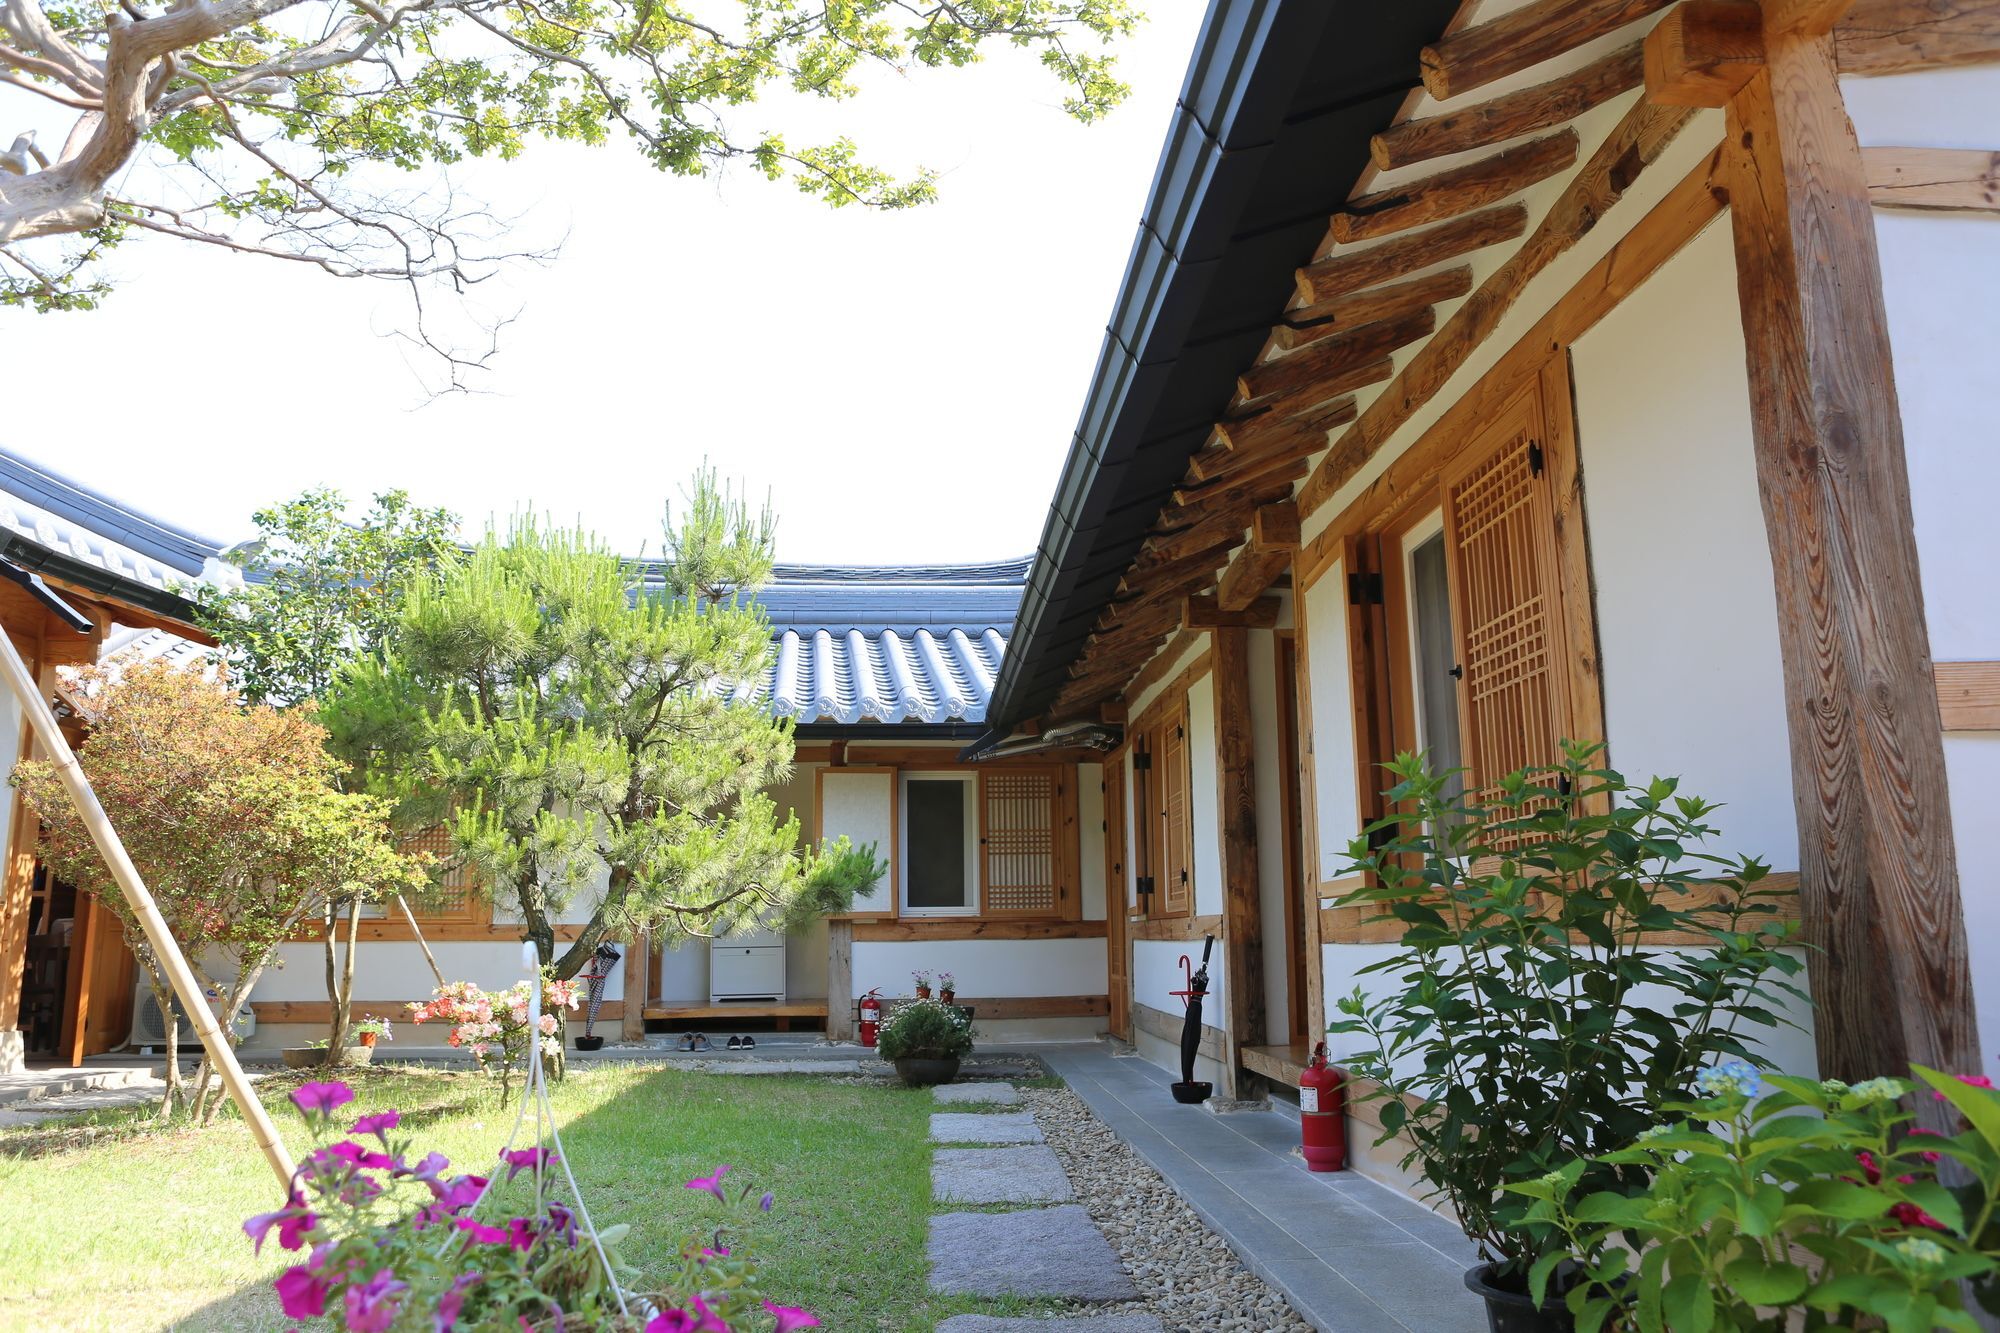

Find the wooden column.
[
  {"left": 825, "top": 918, "right": 855, "bottom": 1042},
  {"left": 1722, "top": 15, "right": 1981, "bottom": 1083},
  {"left": 0, "top": 632, "right": 49, "bottom": 1050},
  {"left": 1211, "top": 627, "right": 1264, "bottom": 1098},
  {"left": 620, "top": 930, "right": 648, "bottom": 1041},
  {"left": 1290, "top": 560, "right": 1328, "bottom": 1056}
]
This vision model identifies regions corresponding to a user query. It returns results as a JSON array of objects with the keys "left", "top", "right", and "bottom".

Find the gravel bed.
[{"left": 1022, "top": 1087, "right": 1312, "bottom": 1333}]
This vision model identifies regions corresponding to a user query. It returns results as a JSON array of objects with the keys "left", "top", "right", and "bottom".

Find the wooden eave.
[{"left": 1039, "top": 0, "right": 1989, "bottom": 724}]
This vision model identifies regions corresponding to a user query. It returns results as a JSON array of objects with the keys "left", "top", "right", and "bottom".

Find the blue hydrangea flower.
[{"left": 1694, "top": 1061, "right": 1763, "bottom": 1098}]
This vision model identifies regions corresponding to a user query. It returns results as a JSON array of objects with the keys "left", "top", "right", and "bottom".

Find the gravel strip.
[{"left": 1023, "top": 1087, "right": 1313, "bottom": 1333}]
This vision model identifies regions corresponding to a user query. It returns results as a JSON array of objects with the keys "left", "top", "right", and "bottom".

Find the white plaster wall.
[
  {"left": 1134, "top": 937, "right": 1227, "bottom": 1089},
  {"left": 1247, "top": 630, "right": 1292, "bottom": 1044},
  {"left": 1128, "top": 632, "right": 1209, "bottom": 720},
  {"left": 1079, "top": 762, "right": 1107, "bottom": 921},
  {"left": 819, "top": 768, "right": 895, "bottom": 915},
  {"left": 1301, "top": 558, "right": 1360, "bottom": 883},
  {"left": 1944, "top": 736, "right": 2000, "bottom": 1081},
  {"left": 1186, "top": 673, "right": 1224, "bottom": 919},
  {"left": 849, "top": 938, "right": 1107, "bottom": 1001},
  {"left": 1570, "top": 220, "right": 1800, "bottom": 869}
]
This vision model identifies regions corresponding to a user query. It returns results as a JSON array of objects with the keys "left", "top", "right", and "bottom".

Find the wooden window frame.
[{"left": 1126, "top": 677, "right": 1198, "bottom": 924}]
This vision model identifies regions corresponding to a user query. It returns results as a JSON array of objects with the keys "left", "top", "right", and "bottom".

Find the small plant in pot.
[
  {"left": 911, "top": 970, "right": 932, "bottom": 1000},
  {"left": 351, "top": 1015, "right": 392, "bottom": 1049},
  {"left": 937, "top": 972, "right": 956, "bottom": 1005},
  {"left": 1327, "top": 743, "right": 1807, "bottom": 1331},
  {"left": 878, "top": 997, "right": 973, "bottom": 1087}
]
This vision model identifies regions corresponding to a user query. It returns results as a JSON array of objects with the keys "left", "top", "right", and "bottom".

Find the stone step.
[
  {"left": 933, "top": 1146, "right": 1074, "bottom": 1205},
  {"left": 929, "top": 1111, "right": 1043, "bottom": 1144},
  {"left": 928, "top": 1205, "right": 1136, "bottom": 1301},
  {"left": 934, "top": 1081, "right": 1022, "bottom": 1106},
  {"left": 936, "top": 1318, "right": 1166, "bottom": 1333}
]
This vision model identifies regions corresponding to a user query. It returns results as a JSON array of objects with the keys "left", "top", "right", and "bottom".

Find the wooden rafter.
[
  {"left": 1299, "top": 96, "right": 1699, "bottom": 517},
  {"left": 1297, "top": 204, "right": 1528, "bottom": 306},
  {"left": 1225, "top": 357, "right": 1395, "bottom": 426},
  {"left": 1198, "top": 397, "right": 1356, "bottom": 475},
  {"left": 1330, "top": 129, "right": 1581, "bottom": 246},
  {"left": 1421, "top": 0, "right": 1676, "bottom": 101},
  {"left": 1237, "top": 308, "right": 1437, "bottom": 402},
  {"left": 1371, "top": 43, "right": 1646, "bottom": 173},
  {"left": 1216, "top": 501, "right": 1299, "bottom": 611},
  {"left": 1273, "top": 268, "right": 1473, "bottom": 351}
]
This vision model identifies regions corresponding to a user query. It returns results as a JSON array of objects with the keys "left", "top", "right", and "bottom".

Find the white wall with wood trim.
[
  {"left": 1301, "top": 559, "right": 1361, "bottom": 884},
  {"left": 1079, "top": 761, "right": 1108, "bottom": 922},
  {"left": 1186, "top": 674, "right": 1225, "bottom": 920},
  {"left": 1247, "top": 629, "right": 1292, "bottom": 1044},
  {"left": 1569, "top": 219, "right": 1800, "bottom": 869}
]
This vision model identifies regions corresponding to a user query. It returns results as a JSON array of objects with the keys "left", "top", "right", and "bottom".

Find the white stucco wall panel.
[
  {"left": 1570, "top": 219, "right": 1799, "bottom": 869},
  {"left": 849, "top": 938, "right": 1107, "bottom": 1002},
  {"left": 819, "top": 769, "right": 895, "bottom": 915},
  {"left": 1301, "top": 559, "right": 1360, "bottom": 883},
  {"left": 1944, "top": 735, "right": 2000, "bottom": 1080},
  {"left": 1186, "top": 674, "right": 1224, "bottom": 919},
  {"left": 1079, "top": 762, "right": 1107, "bottom": 922}
]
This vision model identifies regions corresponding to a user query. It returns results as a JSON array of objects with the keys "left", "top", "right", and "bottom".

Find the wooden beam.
[
  {"left": 1212, "top": 626, "right": 1264, "bottom": 1097},
  {"left": 1332, "top": 130, "right": 1581, "bottom": 246},
  {"left": 1214, "top": 501, "right": 1302, "bottom": 612},
  {"left": 1372, "top": 43, "right": 1646, "bottom": 173},
  {"left": 1252, "top": 500, "right": 1300, "bottom": 551},
  {"left": 1274, "top": 269, "right": 1473, "bottom": 352},
  {"left": 1298, "top": 205, "right": 1528, "bottom": 306},
  {"left": 1158, "top": 470, "right": 1303, "bottom": 532},
  {"left": 1863, "top": 146, "right": 2000, "bottom": 210},
  {"left": 824, "top": 918, "right": 854, "bottom": 1040},
  {"left": 1182, "top": 593, "right": 1282, "bottom": 631},
  {"left": 1836, "top": 0, "right": 2000, "bottom": 75},
  {"left": 1193, "top": 403, "right": 1354, "bottom": 484},
  {"left": 1238, "top": 309, "right": 1437, "bottom": 403},
  {"left": 1128, "top": 629, "right": 1200, "bottom": 704},
  {"left": 1936, "top": 661, "right": 2000, "bottom": 730},
  {"left": 1128, "top": 912, "right": 1224, "bottom": 943},
  {"left": 261, "top": 999, "right": 628, "bottom": 1024},
  {"left": 1300, "top": 97, "right": 1699, "bottom": 517},
  {"left": 1723, "top": 34, "right": 1980, "bottom": 1086},
  {"left": 1225, "top": 359, "right": 1396, "bottom": 429},
  {"left": 956, "top": 994, "right": 1109, "bottom": 1021},
  {"left": 1647, "top": 0, "right": 1766, "bottom": 104},
  {"left": 1118, "top": 540, "right": 1238, "bottom": 599},
  {"left": 1421, "top": 0, "right": 1676, "bottom": 101},
  {"left": 1764, "top": 0, "right": 1863, "bottom": 35},
  {"left": 852, "top": 918, "right": 1108, "bottom": 942}
]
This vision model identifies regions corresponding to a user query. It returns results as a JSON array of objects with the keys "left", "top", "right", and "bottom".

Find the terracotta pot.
[
  {"left": 915, "top": 986, "right": 932, "bottom": 1000},
  {"left": 939, "top": 990, "right": 956, "bottom": 1005},
  {"left": 893, "top": 1056, "right": 960, "bottom": 1087},
  {"left": 357, "top": 1032, "right": 377, "bottom": 1048}
]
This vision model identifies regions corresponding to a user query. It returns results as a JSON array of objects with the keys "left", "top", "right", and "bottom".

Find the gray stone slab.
[
  {"left": 930, "top": 1110, "right": 1044, "bottom": 1144},
  {"left": 928, "top": 1205, "right": 1135, "bottom": 1300},
  {"left": 933, "top": 1146, "right": 1075, "bottom": 1204},
  {"left": 933, "top": 1081, "right": 1022, "bottom": 1105},
  {"left": 936, "top": 1318, "right": 1166, "bottom": 1333}
]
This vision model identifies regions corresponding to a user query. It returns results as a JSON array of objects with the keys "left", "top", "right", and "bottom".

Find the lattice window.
[
  {"left": 981, "top": 769, "right": 1059, "bottom": 916},
  {"left": 1441, "top": 401, "right": 1572, "bottom": 800},
  {"left": 395, "top": 825, "right": 485, "bottom": 923}
]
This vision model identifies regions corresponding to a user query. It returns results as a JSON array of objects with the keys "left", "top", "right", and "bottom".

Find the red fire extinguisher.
[
  {"left": 1299, "top": 1041, "right": 1345, "bottom": 1173},
  {"left": 859, "top": 989, "right": 883, "bottom": 1048}
]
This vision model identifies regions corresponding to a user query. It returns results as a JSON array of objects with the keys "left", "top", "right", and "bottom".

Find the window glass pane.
[
  {"left": 1411, "top": 532, "right": 1465, "bottom": 801},
  {"left": 906, "top": 779, "right": 970, "bottom": 909}
]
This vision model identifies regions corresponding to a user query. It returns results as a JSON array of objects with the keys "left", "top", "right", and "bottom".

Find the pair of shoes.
[
  {"left": 725, "top": 1035, "right": 759, "bottom": 1050},
  {"left": 676, "top": 1033, "right": 695, "bottom": 1052},
  {"left": 690, "top": 1033, "right": 712, "bottom": 1052}
]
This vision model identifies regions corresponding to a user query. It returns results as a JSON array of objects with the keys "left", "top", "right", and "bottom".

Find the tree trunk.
[
  {"left": 324, "top": 897, "right": 363, "bottom": 1061},
  {"left": 197, "top": 963, "right": 268, "bottom": 1125},
  {"left": 551, "top": 864, "right": 631, "bottom": 981},
  {"left": 147, "top": 968, "right": 182, "bottom": 1120}
]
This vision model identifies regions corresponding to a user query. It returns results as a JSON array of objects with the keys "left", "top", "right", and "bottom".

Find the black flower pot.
[
  {"left": 893, "top": 1056, "right": 961, "bottom": 1087},
  {"left": 574, "top": 1035, "right": 604, "bottom": 1052},
  {"left": 1465, "top": 1263, "right": 1574, "bottom": 1333}
]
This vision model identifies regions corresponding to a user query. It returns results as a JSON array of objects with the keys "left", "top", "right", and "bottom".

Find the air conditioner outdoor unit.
[{"left": 125, "top": 983, "right": 256, "bottom": 1053}]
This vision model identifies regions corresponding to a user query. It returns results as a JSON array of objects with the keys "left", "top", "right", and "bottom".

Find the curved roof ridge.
[{"left": 0, "top": 446, "right": 227, "bottom": 576}]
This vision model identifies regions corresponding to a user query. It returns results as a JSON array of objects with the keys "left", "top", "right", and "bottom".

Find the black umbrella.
[{"left": 1173, "top": 934, "right": 1216, "bottom": 1103}]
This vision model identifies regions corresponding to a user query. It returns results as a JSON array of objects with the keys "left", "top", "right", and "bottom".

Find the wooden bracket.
[
  {"left": 1647, "top": 0, "right": 1765, "bottom": 105},
  {"left": 1182, "top": 593, "right": 1282, "bottom": 630}
]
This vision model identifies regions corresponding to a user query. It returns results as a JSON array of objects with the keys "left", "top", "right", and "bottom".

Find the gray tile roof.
[{"left": 0, "top": 450, "right": 226, "bottom": 593}]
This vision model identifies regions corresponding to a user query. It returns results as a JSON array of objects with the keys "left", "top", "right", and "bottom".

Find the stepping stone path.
[
  {"left": 937, "top": 1318, "right": 1166, "bottom": 1333},
  {"left": 926, "top": 1085, "right": 1141, "bottom": 1321},
  {"left": 934, "top": 1081, "right": 1024, "bottom": 1106},
  {"left": 928, "top": 1205, "right": 1137, "bottom": 1301},
  {"left": 930, "top": 1111, "right": 1044, "bottom": 1144},
  {"left": 933, "top": 1147, "right": 1074, "bottom": 1205}
]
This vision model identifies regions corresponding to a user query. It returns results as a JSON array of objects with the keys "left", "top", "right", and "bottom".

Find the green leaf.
[
  {"left": 1662, "top": 1270, "right": 1715, "bottom": 1333},
  {"left": 1721, "top": 1255, "right": 1808, "bottom": 1306}
]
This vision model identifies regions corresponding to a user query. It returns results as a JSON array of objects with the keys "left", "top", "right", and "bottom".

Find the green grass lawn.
[{"left": 0, "top": 1064, "right": 1057, "bottom": 1332}]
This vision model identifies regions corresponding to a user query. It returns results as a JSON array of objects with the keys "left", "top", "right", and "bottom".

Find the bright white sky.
[{"left": 6, "top": 2, "right": 1208, "bottom": 564}]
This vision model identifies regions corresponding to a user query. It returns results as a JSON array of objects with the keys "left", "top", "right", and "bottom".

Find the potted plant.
[
  {"left": 937, "top": 972, "right": 956, "bottom": 1005},
  {"left": 351, "top": 1016, "right": 393, "bottom": 1049},
  {"left": 911, "top": 970, "right": 933, "bottom": 1000},
  {"left": 877, "top": 997, "right": 973, "bottom": 1086},
  {"left": 281, "top": 1037, "right": 373, "bottom": 1070},
  {"left": 1328, "top": 743, "right": 1808, "bottom": 1330},
  {"left": 1511, "top": 1065, "right": 2000, "bottom": 1330}
]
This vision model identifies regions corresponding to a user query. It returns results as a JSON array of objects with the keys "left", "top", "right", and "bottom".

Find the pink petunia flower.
[
  {"left": 1933, "top": 1073, "right": 1995, "bottom": 1101},
  {"left": 764, "top": 1301, "right": 821, "bottom": 1333},
  {"left": 455, "top": 1218, "right": 509, "bottom": 1245},
  {"left": 274, "top": 1266, "right": 329, "bottom": 1319},
  {"left": 646, "top": 1297, "right": 727, "bottom": 1332},
  {"left": 506, "top": 1217, "right": 537, "bottom": 1252},
  {"left": 352, "top": 1110, "right": 401, "bottom": 1142},
  {"left": 290, "top": 1081, "right": 355, "bottom": 1118},
  {"left": 313, "top": 1140, "right": 397, "bottom": 1172},
  {"left": 684, "top": 1165, "right": 730, "bottom": 1203},
  {"left": 434, "top": 1273, "right": 481, "bottom": 1332},
  {"left": 244, "top": 1207, "right": 317, "bottom": 1253},
  {"left": 343, "top": 1268, "right": 408, "bottom": 1333},
  {"left": 501, "top": 1146, "right": 557, "bottom": 1181}
]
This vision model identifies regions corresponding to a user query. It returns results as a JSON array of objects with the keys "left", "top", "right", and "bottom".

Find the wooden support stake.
[
  {"left": 1723, "top": 29, "right": 1980, "bottom": 1085},
  {"left": 621, "top": 929, "right": 648, "bottom": 1041},
  {"left": 1211, "top": 627, "right": 1264, "bottom": 1098},
  {"left": 0, "top": 629, "right": 295, "bottom": 1191},
  {"left": 1373, "top": 43, "right": 1646, "bottom": 173}
]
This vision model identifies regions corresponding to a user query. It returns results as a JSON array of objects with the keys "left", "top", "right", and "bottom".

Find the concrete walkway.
[{"left": 1038, "top": 1045, "right": 1487, "bottom": 1333}]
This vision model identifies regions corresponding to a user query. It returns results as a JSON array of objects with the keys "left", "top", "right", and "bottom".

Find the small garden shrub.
[{"left": 876, "top": 998, "right": 973, "bottom": 1061}]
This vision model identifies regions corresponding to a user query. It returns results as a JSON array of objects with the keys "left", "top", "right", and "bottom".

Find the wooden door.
[{"left": 1101, "top": 757, "right": 1131, "bottom": 1042}]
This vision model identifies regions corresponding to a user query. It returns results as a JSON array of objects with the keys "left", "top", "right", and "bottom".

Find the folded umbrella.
[{"left": 1179, "top": 933, "right": 1215, "bottom": 1088}]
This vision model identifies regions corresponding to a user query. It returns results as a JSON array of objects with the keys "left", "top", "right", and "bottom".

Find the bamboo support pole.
[
  {"left": 396, "top": 893, "right": 447, "bottom": 989},
  {"left": 0, "top": 630, "right": 296, "bottom": 1191}
]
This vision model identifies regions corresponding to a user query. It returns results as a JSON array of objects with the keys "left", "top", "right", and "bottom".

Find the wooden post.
[
  {"left": 0, "top": 627, "right": 46, "bottom": 1060},
  {"left": 1722, "top": 16, "right": 1981, "bottom": 1083},
  {"left": 621, "top": 930, "right": 647, "bottom": 1042},
  {"left": 825, "top": 918, "right": 855, "bottom": 1042},
  {"left": 1212, "top": 628, "right": 1264, "bottom": 1099},
  {"left": 0, "top": 628, "right": 295, "bottom": 1190}
]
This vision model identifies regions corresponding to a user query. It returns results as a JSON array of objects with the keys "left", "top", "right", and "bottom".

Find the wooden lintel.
[
  {"left": 1647, "top": 0, "right": 1766, "bottom": 105},
  {"left": 1862, "top": 146, "right": 2000, "bottom": 210},
  {"left": 1332, "top": 130, "right": 1581, "bottom": 246},
  {"left": 1836, "top": 0, "right": 2000, "bottom": 76},
  {"left": 1372, "top": 43, "right": 1646, "bottom": 173},
  {"left": 1421, "top": 0, "right": 1675, "bottom": 102},
  {"left": 1723, "top": 34, "right": 1979, "bottom": 1087},
  {"left": 1764, "top": 0, "right": 1864, "bottom": 36},
  {"left": 1299, "top": 205, "right": 1528, "bottom": 304},
  {"left": 1182, "top": 593, "right": 1282, "bottom": 631}
]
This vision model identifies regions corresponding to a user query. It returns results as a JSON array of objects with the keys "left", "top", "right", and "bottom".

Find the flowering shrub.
[
  {"left": 248, "top": 1080, "right": 818, "bottom": 1331},
  {"left": 407, "top": 978, "right": 579, "bottom": 1099},
  {"left": 1507, "top": 1064, "right": 2000, "bottom": 1332},
  {"left": 876, "top": 998, "right": 973, "bottom": 1062}
]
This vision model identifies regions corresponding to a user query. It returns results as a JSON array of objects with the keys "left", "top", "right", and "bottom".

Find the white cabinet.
[{"left": 709, "top": 930, "right": 786, "bottom": 1004}]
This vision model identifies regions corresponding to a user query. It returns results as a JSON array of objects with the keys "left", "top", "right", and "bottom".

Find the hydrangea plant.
[
  {"left": 1507, "top": 1064, "right": 2000, "bottom": 1331},
  {"left": 249, "top": 1081, "right": 817, "bottom": 1331}
]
